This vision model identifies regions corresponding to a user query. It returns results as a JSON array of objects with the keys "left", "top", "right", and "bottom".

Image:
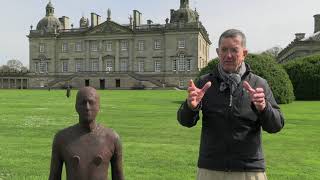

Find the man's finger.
[
  {"left": 189, "top": 79, "right": 196, "bottom": 88},
  {"left": 201, "top": 81, "right": 212, "bottom": 93},
  {"left": 243, "top": 81, "right": 255, "bottom": 93}
]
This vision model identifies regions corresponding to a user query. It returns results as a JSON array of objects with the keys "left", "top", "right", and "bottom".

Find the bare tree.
[{"left": 7, "top": 59, "right": 24, "bottom": 71}]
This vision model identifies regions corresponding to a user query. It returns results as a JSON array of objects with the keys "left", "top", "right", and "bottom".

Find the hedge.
[{"left": 283, "top": 54, "right": 320, "bottom": 100}]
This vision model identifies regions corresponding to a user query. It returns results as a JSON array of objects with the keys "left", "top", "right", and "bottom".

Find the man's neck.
[{"left": 79, "top": 121, "right": 97, "bottom": 132}]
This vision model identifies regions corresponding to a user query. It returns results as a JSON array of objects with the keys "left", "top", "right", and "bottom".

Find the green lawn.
[{"left": 0, "top": 90, "right": 319, "bottom": 180}]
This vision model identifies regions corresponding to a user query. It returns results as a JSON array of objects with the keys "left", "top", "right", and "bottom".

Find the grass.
[{"left": 0, "top": 90, "right": 319, "bottom": 180}]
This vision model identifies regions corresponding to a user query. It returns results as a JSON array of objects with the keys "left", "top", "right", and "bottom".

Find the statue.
[{"left": 49, "top": 87, "right": 124, "bottom": 180}]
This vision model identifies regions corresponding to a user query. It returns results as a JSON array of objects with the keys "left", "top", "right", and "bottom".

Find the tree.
[
  {"left": 262, "top": 46, "right": 283, "bottom": 58},
  {"left": 7, "top": 59, "right": 23, "bottom": 71}
]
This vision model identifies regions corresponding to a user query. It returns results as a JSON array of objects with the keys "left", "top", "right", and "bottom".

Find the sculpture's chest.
[{"left": 63, "top": 133, "right": 114, "bottom": 167}]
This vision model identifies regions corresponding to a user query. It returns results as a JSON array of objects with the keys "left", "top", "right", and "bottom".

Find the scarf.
[{"left": 218, "top": 62, "right": 246, "bottom": 106}]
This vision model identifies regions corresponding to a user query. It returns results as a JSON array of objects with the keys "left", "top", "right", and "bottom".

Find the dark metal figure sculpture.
[{"left": 49, "top": 87, "right": 124, "bottom": 180}]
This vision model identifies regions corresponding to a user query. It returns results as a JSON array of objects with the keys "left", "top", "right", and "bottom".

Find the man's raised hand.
[
  {"left": 187, "top": 79, "right": 212, "bottom": 109},
  {"left": 243, "top": 81, "right": 266, "bottom": 112}
]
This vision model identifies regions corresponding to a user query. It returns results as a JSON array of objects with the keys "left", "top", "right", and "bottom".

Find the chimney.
[
  {"left": 91, "top": 13, "right": 101, "bottom": 27},
  {"left": 314, "top": 14, "right": 320, "bottom": 33},
  {"left": 295, "top": 33, "right": 305, "bottom": 40},
  {"left": 59, "top": 16, "right": 70, "bottom": 29},
  {"left": 133, "top": 10, "right": 142, "bottom": 27}
]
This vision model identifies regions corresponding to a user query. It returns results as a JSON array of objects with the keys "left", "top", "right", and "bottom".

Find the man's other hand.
[{"left": 187, "top": 79, "right": 211, "bottom": 109}]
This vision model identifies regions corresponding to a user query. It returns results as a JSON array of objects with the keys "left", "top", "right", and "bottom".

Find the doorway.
[
  {"left": 85, "top": 79, "right": 90, "bottom": 86},
  {"left": 115, "top": 79, "right": 120, "bottom": 88},
  {"left": 100, "top": 79, "right": 105, "bottom": 89}
]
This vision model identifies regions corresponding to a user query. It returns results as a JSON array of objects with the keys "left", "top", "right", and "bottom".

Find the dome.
[
  {"left": 36, "top": 16, "right": 61, "bottom": 31},
  {"left": 170, "top": 8, "right": 199, "bottom": 24},
  {"left": 36, "top": 2, "right": 61, "bottom": 32}
]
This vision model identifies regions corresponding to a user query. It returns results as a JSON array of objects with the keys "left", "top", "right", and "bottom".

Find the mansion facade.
[
  {"left": 9, "top": 0, "right": 211, "bottom": 89},
  {"left": 278, "top": 14, "right": 320, "bottom": 63}
]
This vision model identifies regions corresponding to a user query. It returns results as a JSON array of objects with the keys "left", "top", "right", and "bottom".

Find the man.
[
  {"left": 49, "top": 87, "right": 124, "bottom": 180},
  {"left": 177, "top": 29, "right": 284, "bottom": 180},
  {"left": 66, "top": 85, "right": 71, "bottom": 98}
]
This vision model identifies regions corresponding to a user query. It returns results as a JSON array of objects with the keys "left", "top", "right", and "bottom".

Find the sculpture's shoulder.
[
  {"left": 98, "top": 124, "right": 121, "bottom": 142},
  {"left": 54, "top": 124, "right": 79, "bottom": 142}
]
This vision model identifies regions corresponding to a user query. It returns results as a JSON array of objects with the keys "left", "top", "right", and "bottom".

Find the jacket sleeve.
[
  {"left": 255, "top": 80, "right": 285, "bottom": 133},
  {"left": 177, "top": 100, "right": 200, "bottom": 128}
]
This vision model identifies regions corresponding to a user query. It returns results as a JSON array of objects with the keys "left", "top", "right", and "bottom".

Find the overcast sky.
[{"left": 1, "top": 0, "right": 320, "bottom": 66}]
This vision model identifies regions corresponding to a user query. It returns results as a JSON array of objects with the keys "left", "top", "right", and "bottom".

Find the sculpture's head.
[{"left": 75, "top": 87, "right": 100, "bottom": 124}]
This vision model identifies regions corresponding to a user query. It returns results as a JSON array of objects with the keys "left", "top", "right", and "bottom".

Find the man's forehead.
[{"left": 77, "top": 88, "right": 99, "bottom": 100}]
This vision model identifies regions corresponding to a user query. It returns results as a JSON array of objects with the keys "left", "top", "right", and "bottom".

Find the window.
[
  {"left": 34, "top": 62, "right": 39, "bottom": 72},
  {"left": 155, "top": 61, "right": 161, "bottom": 72},
  {"left": 62, "top": 61, "right": 68, "bottom": 72},
  {"left": 138, "top": 61, "right": 144, "bottom": 72},
  {"left": 75, "top": 60, "right": 84, "bottom": 72},
  {"left": 178, "top": 40, "right": 185, "bottom": 49},
  {"left": 154, "top": 40, "right": 161, "bottom": 49},
  {"left": 121, "top": 40, "right": 128, "bottom": 51},
  {"left": 106, "top": 60, "right": 113, "bottom": 72},
  {"left": 39, "top": 44, "right": 45, "bottom": 53},
  {"left": 186, "top": 59, "right": 191, "bottom": 71},
  {"left": 172, "top": 59, "right": 177, "bottom": 71},
  {"left": 106, "top": 41, "right": 112, "bottom": 51},
  {"left": 62, "top": 43, "right": 68, "bottom": 52},
  {"left": 138, "top": 41, "right": 144, "bottom": 51},
  {"left": 178, "top": 54, "right": 185, "bottom": 71},
  {"left": 91, "top": 41, "right": 98, "bottom": 52},
  {"left": 75, "top": 42, "right": 82, "bottom": 52},
  {"left": 39, "top": 62, "right": 48, "bottom": 73},
  {"left": 120, "top": 60, "right": 127, "bottom": 71},
  {"left": 91, "top": 60, "right": 99, "bottom": 71}
]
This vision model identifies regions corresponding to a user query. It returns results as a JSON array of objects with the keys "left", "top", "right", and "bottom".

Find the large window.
[
  {"left": 34, "top": 62, "right": 39, "bottom": 72},
  {"left": 154, "top": 40, "right": 161, "bottom": 50},
  {"left": 120, "top": 60, "right": 127, "bottom": 71},
  {"left": 39, "top": 62, "right": 48, "bottom": 73},
  {"left": 39, "top": 44, "right": 45, "bottom": 53},
  {"left": 75, "top": 60, "right": 84, "bottom": 72},
  {"left": 138, "top": 40, "right": 145, "bottom": 51},
  {"left": 91, "top": 59, "right": 99, "bottom": 71},
  {"left": 106, "top": 60, "right": 113, "bottom": 72},
  {"left": 75, "top": 42, "right": 82, "bottom": 52},
  {"left": 138, "top": 61, "right": 144, "bottom": 72},
  {"left": 91, "top": 41, "right": 98, "bottom": 52},
  {"left": 62, "top": 61, "right": 68, "bottom": 72},
  {"left": 106, "top": 41, "right": 112, "bottom": 52},
  {"left": 155, "top": 61, "right": 161, "bottom": 72},
  {"left": 178, "top": 54, "right": 185, "bottom": 71},
  {"left": 121, "top": 40, "right": 128, "bottom": 51},
  {"left": 62, "top": 43, "right": 68, "bottom": 52},
  {"left": 178, "top": 40, "right": 185, "bottom": 49}
]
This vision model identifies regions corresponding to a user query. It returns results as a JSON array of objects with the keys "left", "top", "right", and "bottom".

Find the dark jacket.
[{"left": 177, "top": 64, "right": 284, "bottom": 172}]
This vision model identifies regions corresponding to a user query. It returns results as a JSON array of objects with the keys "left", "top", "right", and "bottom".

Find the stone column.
[{"left": 115, "top": 40, "right": 120, "bottom": 72}]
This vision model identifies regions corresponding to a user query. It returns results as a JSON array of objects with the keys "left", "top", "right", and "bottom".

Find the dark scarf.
[{"left": 218, "top": 62, "right": 246, "bottom": 106}]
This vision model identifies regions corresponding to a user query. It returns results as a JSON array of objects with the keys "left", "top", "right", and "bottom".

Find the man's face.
[
  {"left": 76, "top": 89, "right": 99, "bottom": 124},
  {"left": 216, "top": 36, "right": 248, "bottom": 73}
]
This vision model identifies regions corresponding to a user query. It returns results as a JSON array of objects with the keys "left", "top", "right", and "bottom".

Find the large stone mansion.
[
  {"left": 0, "top": 0, "right": 211, "bottom": 89},
  {"left": 278, "top": 14, "right": 320, "bottom": 63}
]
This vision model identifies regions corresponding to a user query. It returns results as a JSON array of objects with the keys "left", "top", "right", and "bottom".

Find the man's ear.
[
  {"left": 216, "top": 48, "right": 219, "bottom": 55},
  {"left": 243, "top": 48, "right": 248, "bottom": 57}
]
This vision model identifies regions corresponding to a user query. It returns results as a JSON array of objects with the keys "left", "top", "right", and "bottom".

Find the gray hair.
[{"left": 218, "top": 29, "right": 246, "bottom": 48}]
